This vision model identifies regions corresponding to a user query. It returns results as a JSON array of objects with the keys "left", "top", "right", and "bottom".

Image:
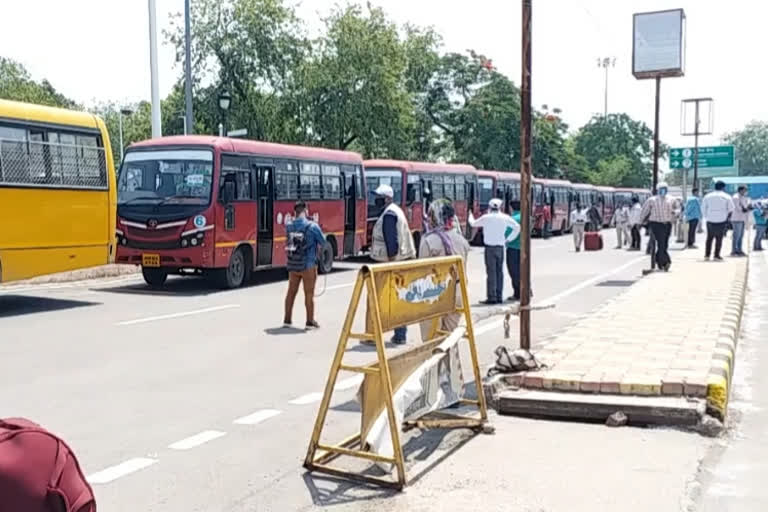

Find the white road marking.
[
  {"left": 335, "top": 375, "right": 364, "bottom": 390},
  {"left": 473, "top": 256, "right": 646, "bottom": 336},
  {"left": 288, "top": 392, "right": 324, "bottom": 405},
  {"left": 168, "top": 430, "right": 226, "bottom": 450},
  {"left": 87, "top": 457, "right": 158, "bottom": 484},
  {"left": 117, "top": 304, "right": 240, "bottom": 326},
  {"left": 325, "top": 282, "right": 355, "bottom": 292},
  {"left": 233, "top": 409, "right": 282, "bottom": 425}
]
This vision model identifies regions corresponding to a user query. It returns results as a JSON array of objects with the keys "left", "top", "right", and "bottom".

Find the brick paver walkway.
[{"left": 519, "top": 245, "right": 748, "bottom": 400}]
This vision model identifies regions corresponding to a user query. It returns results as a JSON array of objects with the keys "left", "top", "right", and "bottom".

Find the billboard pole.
[
  {"left": 652, "top": 76, "right": 661, "bottom": 194},
  {"left": 519, "top": 0, "right": 532, "bottom": 351}
]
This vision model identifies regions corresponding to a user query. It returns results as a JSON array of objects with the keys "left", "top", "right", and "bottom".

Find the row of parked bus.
[{"left": 0, "top": 99, "right": 650, "bottom": 289}]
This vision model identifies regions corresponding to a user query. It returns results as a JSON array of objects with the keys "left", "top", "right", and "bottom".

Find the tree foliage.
[
  {"left": 724, "top": 121, "right": 768, "bottom": 176},
  {"left": 568, "top": 113, "right": 662, "bottom": 187},
  {"left": 0, "top": 57, "right": 77, "bottom": 109}
]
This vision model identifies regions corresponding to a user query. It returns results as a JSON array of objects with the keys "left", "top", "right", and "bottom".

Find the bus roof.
[
  {"left": 714, "top": 176, "right": 768, "bottom": 185},
  {"left": 537, "top": 178, "right": 573, "bottom": 186},
  {"left": 364, "top": 159, "right": 476, "bottom": 174},
  {"left": 572, "top": 183, "right": 596, "bottom": 190},
  {"left": 596, "top": 185, "right": 616, "bottom": 192},
  {"left": 130, "top": 136, "right": 364, "bottom": 164},
  {"left": 0, "top": 98, "right": 100, "bottom": 130}
]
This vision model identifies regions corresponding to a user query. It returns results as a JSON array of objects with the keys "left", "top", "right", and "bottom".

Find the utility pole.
[
  {"left": 148, "top": 0, "right": 162, "bottom": 138},
  {"left": 184, "top": 0, "right": 194, "bottom": 135},
  {"left": 692, "top": 101, "right": 701, "bottom": 189},
  {"left": 519, "top": 0, "right": 532, "bottom": 351},
  {"left": 652, "top": 77, "right": 661, "bottom": 194},
  {"left": 597, "top": 57, "right": 616, "bottom": 117}
]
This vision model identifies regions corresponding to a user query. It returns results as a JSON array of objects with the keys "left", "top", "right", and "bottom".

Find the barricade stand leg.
[
  {"left": 457, "top": 263, "right": 489, "bottom": 423},
  {"left": 303, "top": 273, "right": 365, "bottom": 468},
  {"left": 365, "top": 269, "right": 407, "bottom": 488}
]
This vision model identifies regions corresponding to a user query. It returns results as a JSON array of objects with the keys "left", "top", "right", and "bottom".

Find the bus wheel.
[
  {"left": 142, "top": 267, "right": 168, "bottom": 288},
  {"left": 218, "top": 247, "right": 247, "bottom": 289},
  {"left": 318, "top": 241, "right": 334, "bottom": 275}
]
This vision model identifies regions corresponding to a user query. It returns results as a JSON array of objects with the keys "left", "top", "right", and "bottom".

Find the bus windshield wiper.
[
  {"left": 158, "top": 195, "right": 206, "bottom": 205},
  {"left": 118, "top": 196, "right": 163, "bottom": 205}
]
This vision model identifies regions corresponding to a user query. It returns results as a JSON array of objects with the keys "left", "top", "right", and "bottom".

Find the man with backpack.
[{"left": 283, "top": 201, "right": 326, "bottom": 330}]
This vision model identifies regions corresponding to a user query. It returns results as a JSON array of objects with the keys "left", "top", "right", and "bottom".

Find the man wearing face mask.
[
  {"left": 371, "top": 184, "right": 416, "bottom": 344},
  {"left": 640, "top": 181, "right": 677, "bottom": 271}
]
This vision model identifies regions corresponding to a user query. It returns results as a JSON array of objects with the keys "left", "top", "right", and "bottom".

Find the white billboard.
[{"left": 633, "top": 9, "right": 686, "bottom": 79}]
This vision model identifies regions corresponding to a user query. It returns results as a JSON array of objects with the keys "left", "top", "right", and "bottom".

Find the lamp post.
[
  {"left": 218, "top": 89, "right": 231, "bottom": 136},
  {"left": 118, "top": 108, "right": 133, "bottom": 163},
  {"left": 597, "top": 57, "right": 616, "bottom": 117}
]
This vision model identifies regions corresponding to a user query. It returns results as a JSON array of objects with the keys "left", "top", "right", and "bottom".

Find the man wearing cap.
[
  {"left": 371, "top": 184, "right": 416, "bottom": 344},
  {"left": 640, "top": 181, "right": 678, "bottom": 271},
  {"left": 469, "top": 198, "right": 521, "bottom": 305}
]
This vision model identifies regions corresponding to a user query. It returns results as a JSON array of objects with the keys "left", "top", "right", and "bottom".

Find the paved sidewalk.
[{"left": 508, "top": 245, "right": 748, "bottom": 419}]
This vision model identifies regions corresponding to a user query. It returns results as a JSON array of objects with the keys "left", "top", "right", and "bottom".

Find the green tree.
[
  {"left": 0, "top": 57, "right": 78, "bottom": 109},
  {"left": 724, "top": 121, "right": 768, "bottom": 175},
  {"left": 291, "top": 4, "right": 414, "bottom": 156},
  {"left": 166, "top": 0, "right": 307, "bottom": 139},
  {"left": 569, "top": 113, "right": 663, "bottom": 187}
]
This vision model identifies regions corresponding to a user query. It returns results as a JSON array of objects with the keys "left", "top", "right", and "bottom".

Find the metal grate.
[
  {"left": 0, "top": 138, "right": 107, "bottom": 189},
  {"left": 596, "top": 280, "right": 636, "bottom": 287}
]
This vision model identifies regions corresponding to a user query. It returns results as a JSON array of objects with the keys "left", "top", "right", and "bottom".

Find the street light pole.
[
  {"left": 148, "top": 0, "right": 162, "bottom": 137},
  {"left": 184, "top": 0, "right": 194, "bottom": 135},
  {"left": 693, "top": 100, "right": 700, "bottom": 190},
  {"left": 519, "top": 0, "right": 532, "bottom": 351},
  {"left": 118, "top": 108, "right": 133, "bottom": 163},
  {"left": 598, "top": 57, "right": 615, "bottom": 117}
]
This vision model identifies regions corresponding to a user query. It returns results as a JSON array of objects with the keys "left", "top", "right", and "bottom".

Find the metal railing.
[{"left": 0, "top": 138, "right": 108, "bottom": 189}]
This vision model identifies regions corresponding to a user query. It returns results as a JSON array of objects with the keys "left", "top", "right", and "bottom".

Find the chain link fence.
[{"left": 0, "top": 138, "right": 108, "bottom": 189}]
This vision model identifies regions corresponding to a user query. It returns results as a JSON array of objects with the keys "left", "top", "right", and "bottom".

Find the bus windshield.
[
  {"left": 118, "top": 149, "right": 214, "bottom": 205},
  {"left": 366, "top": 169, "right": 403, "bottom": 218},
  {"left": 478, "top": 178, "right": 494, "bottom": 208}
]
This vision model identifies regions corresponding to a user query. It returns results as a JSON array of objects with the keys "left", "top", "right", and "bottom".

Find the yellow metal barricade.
[{"left": 303, "top": 255, "right": 488, "bottom": 489}]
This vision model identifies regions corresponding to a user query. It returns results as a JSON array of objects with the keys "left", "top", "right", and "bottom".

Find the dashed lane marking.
[
  {"left": 233, "top": 409, "right": 282, "bottom": 425},
  {"left": 87, "top": 457, "right": 158, "bottom": 484},
  {"left": 116, "top": 304, "right": 240, "bottom": 326},
  {"left": 168, "top": 430, "right": 227, "bottom": 450},
  {"left": 288, "top": 392, "right": 324, "bottom": 405}
]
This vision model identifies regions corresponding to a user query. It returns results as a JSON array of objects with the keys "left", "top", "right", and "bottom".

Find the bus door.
[
  {"left": 252, "top": 161, "right": 275, "bottom": 266},
  {"left": 342, "top": 167, "right": 356, "bottom": 256}
]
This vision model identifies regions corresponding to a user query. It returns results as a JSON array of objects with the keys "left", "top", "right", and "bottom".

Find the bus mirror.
[{"left": 221, "top": 181, "right": 236, "bottom": 204}]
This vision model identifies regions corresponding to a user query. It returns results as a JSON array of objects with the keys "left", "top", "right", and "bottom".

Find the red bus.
[
  {"left": 363, "top": 160, "right": 477, "bottom": 248},
  {"left": 537, "top": 178, "right": 574, "bottom": 234},
  {"left": 596, "top": 185, "right": 616, "bottom": 227},
  {"left": 116, "top": 136, "right": 366, "bottom": 288}
]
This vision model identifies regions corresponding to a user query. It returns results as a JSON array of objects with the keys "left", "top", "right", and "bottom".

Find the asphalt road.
[{"left": 1, "top": 230, "right": 714, "bottom": 511}]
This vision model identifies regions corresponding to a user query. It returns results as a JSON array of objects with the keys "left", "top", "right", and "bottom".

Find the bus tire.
[
  {"left": 217, "top": 247, "right": 248, "bottom": 289},
  {"left": 318, "top": 240, "right": 334, "bottom": 275},
  {"left": 142, "top": 267, "right": 168, "bottom": 288}
]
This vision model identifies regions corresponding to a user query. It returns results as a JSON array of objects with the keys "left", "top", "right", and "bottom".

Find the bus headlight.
[
  {"left": 181, "top": 239, "right": 188, "bottom": 248},
  {"left": 191, "top": 238, "right": 198, "bottom": 247}
]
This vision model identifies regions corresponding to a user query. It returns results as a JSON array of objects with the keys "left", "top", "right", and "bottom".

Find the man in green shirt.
[{"left": 505, "top": 200, "right": 522, "bottom": 302}]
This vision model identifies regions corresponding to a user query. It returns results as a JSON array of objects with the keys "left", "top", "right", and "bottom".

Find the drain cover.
[{"left": 596, "top": 280, "right": 636, "bottom": 287}]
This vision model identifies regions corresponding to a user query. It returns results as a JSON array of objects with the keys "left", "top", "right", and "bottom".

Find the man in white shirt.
[
  {"left": 702, "top": 181, "right": 735, "bottom": 260},
  {"left": 469, "top": 198, "right": 521, "bottom": 305},
  {"left": 730, "top": 185, "right": 751, "bottom": 256},
  {"left": 570, "top": 201, "right": 589, "bottom": 252}
]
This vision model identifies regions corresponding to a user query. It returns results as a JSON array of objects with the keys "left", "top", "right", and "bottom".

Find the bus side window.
[
  {"left": 321, "top": 164, "right": 342, "bottom": 200},
  {"left": 299, "top": 162, "right": 322, "bottom": 199},
  {"left": 275, "top": 160, "right": 298, "bottom": 200},
  {"left": 406, "top": 174, "right": 420, "bottom": 206},
  {"left": 221, "top": 156, "right": 253, "bottom": 200}
]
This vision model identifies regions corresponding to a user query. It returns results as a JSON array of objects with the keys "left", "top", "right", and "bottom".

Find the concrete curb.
[
  {"left": 705, "top": 256, "right": 749, "bottom": 421},
  {"left": 6, "top": 264, "right": 139, "bottom": 286}
]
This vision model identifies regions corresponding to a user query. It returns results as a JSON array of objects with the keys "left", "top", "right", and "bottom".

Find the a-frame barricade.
[{"left": 303, "top": 255, "right": 488, "bottom": 489}]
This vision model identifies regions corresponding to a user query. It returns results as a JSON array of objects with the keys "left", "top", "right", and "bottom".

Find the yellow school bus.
[{"left": 0, "top": 99, "right": 116, "bottom": 283}]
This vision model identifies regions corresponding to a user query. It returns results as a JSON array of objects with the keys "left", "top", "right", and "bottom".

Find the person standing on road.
[
  {"left": 628, "top": 196, "right": 643, "bottom": 251},
  {"left": 702, "top": 181, "right": 735, "bottom": 261},
  {"left": 640, "top": 181, "right": 677, "bottom": 271},
  {"left": 418, "top": 200, "right": 470, "bottom": 339},
  {"left": 371, "top": 184, "right": 416, "bottom": 344},
  {"left": 505, "top": 200, "right": 523, "bottom": 302},
  {"left": 685, "top": 188, "right": 702, "bottom": 249},
  {"left": 469, "top": 198, "right": 520, "bottom": 305},
  {"left": 587, "top": 202, "right": 603, "bottom": 233},
  {"left": 731, "top": 185, "right": 751, "bottom": 256},
  {"left": 283, "top": 201, "right": 326, "bottom": 330},
  {"left": 611, "top": 201, "right": 630, "bottom": 249},
  {"left": 753, "top": 201, "right": 767, "bottom": 251},
  {"left": 570, "top": 202, "right": 589, "bottom": 252}
]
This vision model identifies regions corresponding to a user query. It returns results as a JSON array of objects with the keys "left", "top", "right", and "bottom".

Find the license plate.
[{"left": 142, "top": 254, "right": 161, "bottom": 267}]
